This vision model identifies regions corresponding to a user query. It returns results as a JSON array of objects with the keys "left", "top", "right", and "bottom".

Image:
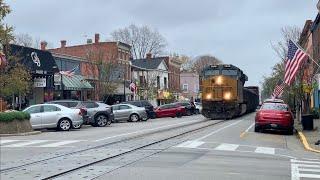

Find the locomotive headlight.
[
  {"left": 223, "top": 92, "right": 232, "bottom": 100},
  {"left": 206, "top": 93, "right": 212, "bottom": 100},
  {"left": 216, "top": 76, "right": 223, "bottom": 85}
]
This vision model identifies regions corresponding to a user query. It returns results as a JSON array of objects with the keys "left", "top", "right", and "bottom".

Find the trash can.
[{"left": 301, "top": 114, "right": 314, "bottom": 130}]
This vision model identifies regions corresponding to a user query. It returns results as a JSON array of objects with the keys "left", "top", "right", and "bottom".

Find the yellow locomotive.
[{"left": 200, "top": 64, "right": 259, "bottom": 119}]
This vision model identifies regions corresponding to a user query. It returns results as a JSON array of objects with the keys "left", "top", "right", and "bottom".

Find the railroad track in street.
[{"left": 1, "top": 115, "right": 241, "bottom": 179}]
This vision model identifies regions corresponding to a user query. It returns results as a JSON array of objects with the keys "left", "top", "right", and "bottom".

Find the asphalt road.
[{"left": 0, "top": 113, "right": 319, "bottom": 180}]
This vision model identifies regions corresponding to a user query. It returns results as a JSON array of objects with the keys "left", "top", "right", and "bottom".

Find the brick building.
[
  {"left": 163, "top": 56, "right": 184, "bottom": 98},
  {"left": 49, "top": 33, "right": 132, "bottom": 102}
]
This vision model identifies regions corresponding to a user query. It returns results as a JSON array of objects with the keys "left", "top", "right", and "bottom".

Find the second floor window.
[
  {"left": 183, "top": 84, "right": 188, "bottom": 92},
  {"left": 164, "top": 77, "right": 167, "bottom": 89},
  {"left": 157, "top": 76, "right": 160, "bottom": 89}
]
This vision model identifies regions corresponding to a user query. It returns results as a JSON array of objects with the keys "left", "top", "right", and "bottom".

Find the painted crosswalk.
[
  {"left": 291, "top": 159, "right": 320, "bottom": 180},
  {"left": 0, "top": 139, "right": 82, "bottom": 148},
  {"left": 175, "top": 141, "right": 277, "bottom": 155}
]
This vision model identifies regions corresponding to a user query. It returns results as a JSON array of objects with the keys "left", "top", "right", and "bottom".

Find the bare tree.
[
  {"left": 111, "top": 24, "right": 167, "bottom": 59},
  {"left": 192, "top": 55, "right": 222, "bottom": 74},
  {"left": 271, "top": 26, "right": 301, "bottom": 62},
  {"left": 14, "top": 33, "right": 53, "bottom": 49}
]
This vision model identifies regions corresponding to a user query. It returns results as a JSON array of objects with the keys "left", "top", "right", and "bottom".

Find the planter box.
[{"left": 0, "top": 119, "right": 33, "bottom": 134}]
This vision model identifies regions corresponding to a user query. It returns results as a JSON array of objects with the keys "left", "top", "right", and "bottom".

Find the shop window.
[{"left": 183, "top": 84, "right": 188, "bottom": 92}]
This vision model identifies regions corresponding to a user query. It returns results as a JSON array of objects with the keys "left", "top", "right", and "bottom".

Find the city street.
[{"left": 1, "top": 114, "right": 319, "bottom": 180}]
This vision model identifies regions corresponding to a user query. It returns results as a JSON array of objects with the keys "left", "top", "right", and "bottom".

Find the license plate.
[{"left": 270, "top": 124, "right": 277, "bottom": 128}]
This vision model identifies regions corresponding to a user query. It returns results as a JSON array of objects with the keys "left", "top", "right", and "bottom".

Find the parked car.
[
  {"left": 255, "top": 102, "right": 294, "bottom": 135},
  {"left": 23, "top": 104, "right": 83, "bottom": 131},
  {"left": 155, "top": 103, "right": 187, "bottom": 118},
  {"left": 174, "top": 102, "right": 195, "bottom": 115},
  {"left": 194, "top": 102, "right": 202, "bottom": 114},
  {"left": 124, "top": 100, "right": 156, "bottom": 119},
  {"left": 47, "top": 100, "right": 113, "bottom": 127},
  {"left": 112, "top": 104, "right": 148, "bottom": 122}
]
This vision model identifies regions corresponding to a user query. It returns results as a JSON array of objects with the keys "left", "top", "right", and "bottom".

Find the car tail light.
[{"left": 79, "top": 108, "right": 86, "bottom": 116}]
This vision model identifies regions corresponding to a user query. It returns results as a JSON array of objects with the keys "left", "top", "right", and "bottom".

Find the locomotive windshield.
[
  {"left": 204, "top": 69, "right": 220, "bottom": 76},
  {"left": 221, "top": 69, "right": 238, "bottom": 76}
]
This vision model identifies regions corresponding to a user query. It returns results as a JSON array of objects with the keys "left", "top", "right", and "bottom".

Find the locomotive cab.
[{"left": 200, "top": 64, "right": 255, "bottom": 119}]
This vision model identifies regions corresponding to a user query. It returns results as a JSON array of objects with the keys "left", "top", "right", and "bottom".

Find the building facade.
[
  {"left": 180, "top": 71, "right": 199, "bottom": 101},
  {"left": 131, "top": 56, "right": 169, "bottom": 106},
  {"left": 49, "top": 33, "right": 132, "bottom": 101}
]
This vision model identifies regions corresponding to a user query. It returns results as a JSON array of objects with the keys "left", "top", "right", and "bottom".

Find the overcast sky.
[{"left": 4, "top": 0, "right": 318, "bottom": 86}]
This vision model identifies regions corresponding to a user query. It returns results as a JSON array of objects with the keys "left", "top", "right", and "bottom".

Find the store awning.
[{"left": 62, "top": 75, "right": 93, "bottom": 91}]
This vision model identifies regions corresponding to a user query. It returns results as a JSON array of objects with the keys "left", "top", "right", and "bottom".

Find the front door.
[
  {"left": 24, "top": 105, "right": 42, "bottom": 129},
  {"left": 118, "top": 105, "right": 132, "bottom": 120}
]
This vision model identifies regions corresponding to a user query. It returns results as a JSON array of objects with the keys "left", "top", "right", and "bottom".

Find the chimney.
[
  {"left": 146, "top": 53, "right": 152, "bottom": 59},
  {"left": 60, "top": 40, "right": 66, "bottom": 48},
  {"left": 40, "top": 41, "right": 47, "bottom": 50},
  {"left": 94, "top": 33, "right": 100, "bottom": 44},
  {"left": 87, "top": 39, "right": 93, "bottom": 44}
]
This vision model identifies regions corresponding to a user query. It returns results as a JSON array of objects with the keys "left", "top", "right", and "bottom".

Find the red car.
[
  {"left": 255, "top": 102, "right": 294, "bottom": 135},
  {"left": 155, "top": 103, "right": 187, "bottom": 118}
]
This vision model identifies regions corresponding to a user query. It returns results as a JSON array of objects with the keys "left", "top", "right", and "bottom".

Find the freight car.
[{"left": 200, "top": 64, "right": 259, "bottom": 119}]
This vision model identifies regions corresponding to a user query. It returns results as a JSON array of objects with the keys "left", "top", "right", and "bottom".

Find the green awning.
[{"left": 62, "top": 75, "right": 93, "bottom": 91}]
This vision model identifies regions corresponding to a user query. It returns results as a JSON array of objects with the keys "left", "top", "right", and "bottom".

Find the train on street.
[{"left": 200, "top": 64, "right": 259, "bottom": 119}]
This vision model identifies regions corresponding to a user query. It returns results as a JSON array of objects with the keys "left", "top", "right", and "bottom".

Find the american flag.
[
  {"left": 284, "top": 40, "right": 308, "bottom": 85},
  {"left": 272, "top": 81, "right": 285, "bottom": 98},
  {"left": 129, "top": 82, "right": 137, "bottom": 93},
  {"left": 60, "top": 65, "right": 79, "bottom": 77}
]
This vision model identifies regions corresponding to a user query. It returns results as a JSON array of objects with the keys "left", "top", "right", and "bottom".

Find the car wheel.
[
  {"left": 72, "top": 123, "right": 82, "bottom": 129},
  {"left": 129, "top": 114, "right": 139, "bottom": 122},
  {"left": 95, "top": 114, "right": 108, "bottom": 127},
  {"left": 287, "top": 127, "right": 294, "bottom": 135},
  {"left": 254, "top": 126, "right": 260, "bottom": 133},
  {"left": 176, "top": 112, "right": 182, "bottom": 118},
  {"left": 186, "top": 110, "right": 192, "bottom": 116},
  {"left": 58, "top": 118, "right": 72, "bottom": 131}
]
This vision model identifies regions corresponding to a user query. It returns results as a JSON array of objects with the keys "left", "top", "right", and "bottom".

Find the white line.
[
  {"left": 176, "top": 141, "right": 193, "bottom": 148},
  {"left": 244, "top": 123, "right": 255, "bottom": 133},
  {"left": 4, "top": 140, "right": 49, "bottom": 147},
  {"left": 95, "top": 119, "right": 204, "bottom": 142},
  {"left": 296, "top": 164, "right": 320, "bottom": 168},
  {"left": 183, "top": 141, "right": 205, "bottom": 148},
  {"left": 194, "top": 120, "right": 244, "bottom": 141},
  {"left": 291, "top": 159, "right": 320, "bottom": 164},
  {"left": 299, "top": 173, "right": 320, "bottom": 178},
  {"left": 254, "top": 147, "right": 275, "bottom": 155},
  {"left": 38, "top": 140, "right": 79, "bottom": 147},
  {"left": 214, "top": 143, "right": 239, "bottom": 151},
  {"left": 0, "top": 140, "right": 20, "bottom": 145},
  {"left": 299, "top": 168, "right": 320, "bottom": 173},
  {"left": 291, "top": 162, "right": 300, "bottom": 180}
]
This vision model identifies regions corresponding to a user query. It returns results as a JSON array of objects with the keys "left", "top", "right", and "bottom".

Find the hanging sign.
[{"left": 34, "top": 78, "right": 46, "bottom": 87}]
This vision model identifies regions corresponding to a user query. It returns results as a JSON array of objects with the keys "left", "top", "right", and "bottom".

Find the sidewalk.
[{"left": 295, "top": 118, "right": 320, "bottom": 152}]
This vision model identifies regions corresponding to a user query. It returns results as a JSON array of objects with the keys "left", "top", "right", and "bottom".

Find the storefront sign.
[
  {"left": 34, "top": 78, "right": 46, "bottom": 87},
  {"left": 54, "top": 74, "right": 61, "bottom": 85}
]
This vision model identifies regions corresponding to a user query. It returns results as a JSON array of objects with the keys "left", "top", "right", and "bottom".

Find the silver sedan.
[
  {"left": 112, "top": 104, "right": 148, "bottom": 122},
  {"left": 23, "top": 104, "right": 83, "bottom": 131}
]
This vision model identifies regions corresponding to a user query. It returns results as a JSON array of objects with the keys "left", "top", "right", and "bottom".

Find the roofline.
[
  {"left": 51, "top": 52, "right": 90, "bottom": 62},
  {"left": 49, "top": 41, "right": 131, "bottom": 51},
  {"left": 131, "top": 64, "right": 168, "bottom": 73}
]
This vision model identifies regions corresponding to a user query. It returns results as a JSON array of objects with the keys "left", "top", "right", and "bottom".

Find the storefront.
[{"left": 9, "top": 44, "right": 59, "bottom": 106}]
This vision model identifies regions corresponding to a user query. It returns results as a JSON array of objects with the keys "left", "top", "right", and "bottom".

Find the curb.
[
  {"left": 297, "top": 131, "right": 320, "bottom": 153},
  {"left": 0, "top": 131, "right": 41, "bottom": 137}
]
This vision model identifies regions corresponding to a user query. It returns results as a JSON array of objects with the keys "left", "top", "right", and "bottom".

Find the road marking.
[
  {"left": 194, "top": 120, "right": 244, "bottom": 141},
  {"left": 254, "top": 147, "right": 275, "bottom": 155},
  {"left": 95, "top": 119, "right": 205, "bottom": 142},
  {"left": 4, "top": 140, "right": 49, "bottom": 147},
  {"left": 240, "top": 122, "right": 255, "bottom": 138},
  {"left": 214, "top": 143, "right": 239, "bottom": 151},
  {"left": 291, "top": 159, "right": 320, "bottom": 180},
  {"left": 38, "top": 140, "right": 80, "bottom": 147},
  {"left": 176, "top": 141, "right": 205, "bottom": 148},
  {"left": 0, "top": 140, "right": 20, "bottom": 145}
]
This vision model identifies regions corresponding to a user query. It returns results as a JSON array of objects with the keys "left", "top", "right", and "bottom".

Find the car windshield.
[{"left": 261, "top": 103, "right": 288, "bottom": 111}]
